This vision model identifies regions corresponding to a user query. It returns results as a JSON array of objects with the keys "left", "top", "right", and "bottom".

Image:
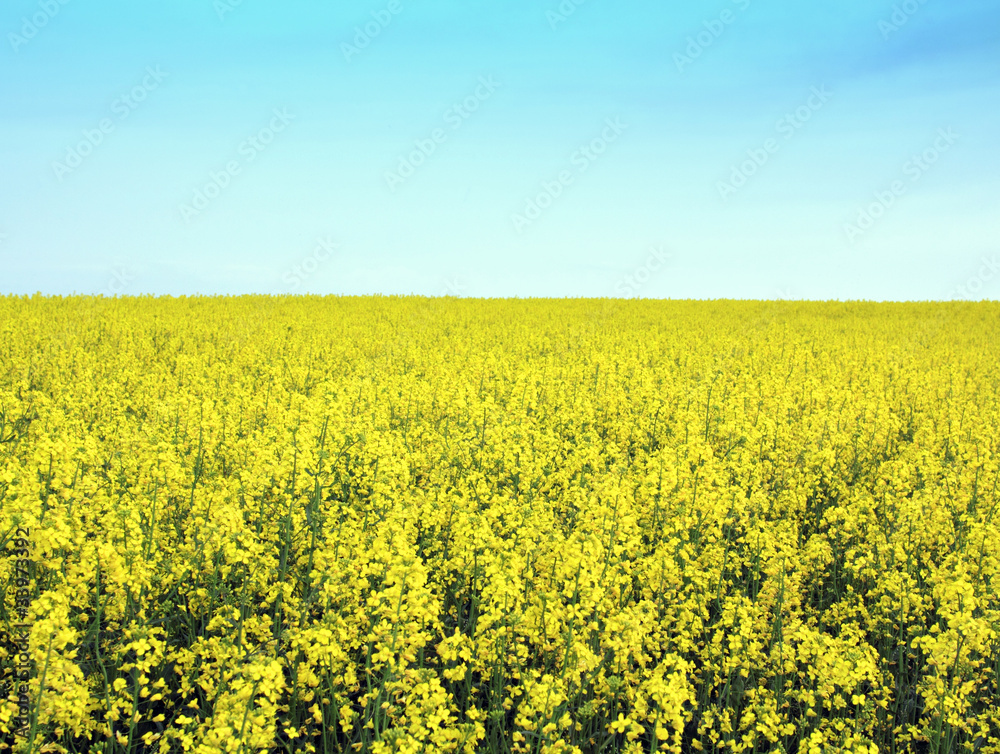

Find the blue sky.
[{"left": 1, "top": 0, "right": 998, "bottom": 299}]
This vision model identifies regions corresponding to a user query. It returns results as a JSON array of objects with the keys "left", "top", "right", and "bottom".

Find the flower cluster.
[{"left": 0, "top": 295, "right": 998, "bottom": 753}]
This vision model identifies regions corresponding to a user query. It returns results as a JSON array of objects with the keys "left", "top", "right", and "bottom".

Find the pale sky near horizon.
[{"left": 1, "top": 0, "right": 998, "bottom": 300}]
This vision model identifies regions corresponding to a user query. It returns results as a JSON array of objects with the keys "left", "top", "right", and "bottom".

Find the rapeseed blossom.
[{"left": 0, "top": 296, "right": 998, "bottom": 753}]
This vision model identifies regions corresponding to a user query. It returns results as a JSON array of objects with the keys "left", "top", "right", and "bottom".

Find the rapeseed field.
[{"left": 1, "top": 295, "right": 998, "bottom": 754}]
